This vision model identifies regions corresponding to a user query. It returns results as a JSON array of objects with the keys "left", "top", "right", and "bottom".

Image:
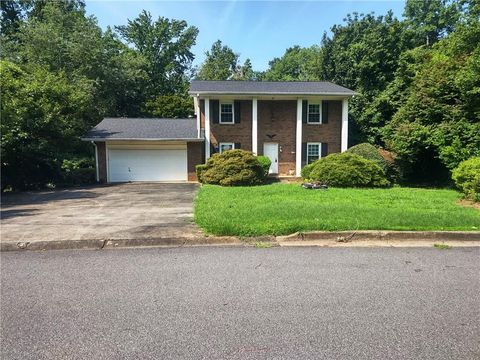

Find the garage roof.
[
  {"left": 189, "top": 80, "right": 356, "bottom": 96},
  {"left": 82, "top": 118, "right": 202, "bottom": 141}
]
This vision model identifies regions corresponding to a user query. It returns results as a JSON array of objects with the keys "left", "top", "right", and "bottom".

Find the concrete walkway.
[{"left": 1, "top": 183, "right": 202, "bottom": 244}]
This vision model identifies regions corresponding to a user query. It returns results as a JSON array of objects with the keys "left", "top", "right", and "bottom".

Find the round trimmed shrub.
[
  {"left": 306, "top": 153, "right": 390, "bottom": 187},
  {"left": 300, "top": 162, "right": 315, "bottom": 180},
  {"left": 256, "top": 155, "right": 272, "bottom": 176},
  {"left": 347, "top": 143, "right": 387, "bottom": 171},
  {"left": 452, "top": 157, "right": 480, "bottom": 201},
  {"left": 201, "top": 149, "right": 265, "bottom": 186}
]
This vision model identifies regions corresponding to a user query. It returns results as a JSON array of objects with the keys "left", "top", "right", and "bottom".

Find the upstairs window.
[
  {"left": 220, "top": 102, "right": 234, "bottom": 124},
  {"left": 307, "top": 103, "right": 321, "bottom": 124}
]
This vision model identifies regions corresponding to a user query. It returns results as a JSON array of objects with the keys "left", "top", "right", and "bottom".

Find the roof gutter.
[
  {"left": 81, "top": 137, "right": 205, "bottom": 142},
  {"left": 188, "top": 91, "right": 357, "bottom": 96}
]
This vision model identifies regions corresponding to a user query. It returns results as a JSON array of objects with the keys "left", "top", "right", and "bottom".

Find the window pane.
[
  {"left": 221, "top": 113, "right": 233, "bottom": 123},
  {"left": 308, "top": 104, "right": 320, "bottom": 113},
  {"left": 307, "top": 144, "right": 319, "bottom": 156},
  {"left": 308, "top": 113, "right": 320, "bottom": 122},
  {"left": 221, "top": 104, "right": 233, "bottom": 113}
]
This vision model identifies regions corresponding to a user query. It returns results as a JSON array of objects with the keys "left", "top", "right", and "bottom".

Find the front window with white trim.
[
  {"left": 220, "top": 102, "right": 234, "bottom": 124},
  {"left": 307, "top": 102, "right": 321, "bottom": 124},
  {"left": 307, "top": 143, "right": 322, "bottom": 164},
  {"left": 219, "top": 142, "right": 235, "bottom": 153}
]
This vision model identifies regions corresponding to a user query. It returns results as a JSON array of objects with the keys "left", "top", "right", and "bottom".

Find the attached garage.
[
  {"left": 82, "top": 118, "right": 204, "bottom": 183},
  {"left": 107, "top": 146, "right": 188, "bottom": 182}
]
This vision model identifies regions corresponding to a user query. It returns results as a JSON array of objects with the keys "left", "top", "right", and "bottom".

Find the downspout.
[{"left": 91, "top": 141, "right": 99, "bottom": 182}]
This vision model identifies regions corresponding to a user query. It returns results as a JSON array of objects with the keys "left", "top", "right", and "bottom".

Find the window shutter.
[
  {"left": 302, "top": 142, "right": 307, "bottom": 162},
  {"left": 322, "top": 101, "right": 329, "bottom": 124},
  {"left": 234, "top": 101, "right": 241, "bottom": 124},
  {"left": 302, "top": 100, "right": 308, "bottom": 123},
  {"left": 321, "top": 143, "right": 328, "bottom": 157},
  {"left": 234, "top": 143, "right": 241, "bottom": 149},
  {"left": 211, "top": 100, "right": 219, "bottom": 124}
]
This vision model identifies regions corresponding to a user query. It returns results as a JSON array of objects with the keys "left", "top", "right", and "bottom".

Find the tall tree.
[
  {"left": 404, "top": 0, "right": 460, "bottom": 46},
  {"left": 196, "top": 40, "right": 239, "bottom": 80},
  {"left": 116, "top": 11, "right": 198, "bottom": 96},
  {"left": 262, "top": 45, "right": 322, "bottom": 81}
]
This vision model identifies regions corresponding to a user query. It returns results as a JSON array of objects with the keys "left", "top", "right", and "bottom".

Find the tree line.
[{"left": 1, "top": 0, "right": 479, "bottom": 189}]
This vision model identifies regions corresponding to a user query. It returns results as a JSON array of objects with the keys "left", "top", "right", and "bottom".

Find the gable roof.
[
  {"left": 82, "top": 118, "right": 201, "bottom": 141},
  {"left": 189, "top": 80, "right": 355, "bottom": 96}
]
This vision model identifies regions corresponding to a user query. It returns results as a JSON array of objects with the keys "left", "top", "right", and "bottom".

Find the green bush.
[
  {"left": 256, "top": 156, "right": 272, "bottom": 176},
  {"left": 452, "top": 157, "right": 480, "bottom": 201},
  {"left": 200, "top": 149, "right": 265, "bottom": 186},
  {"left": 306, "top": 153, "right": 390, "bottom": 187},
  {"left": 347, "top": 143, "right": 387, "bottom": 170},
  {"left": 61, "top": 168, "right": 96, "bottom": 185},
  {"left": 301, "top": 162, "right": 315, "bottom": 180},
  {"left": 60, "top": 157, "right": 96, "bottom": 186},
  {"left": 196, "top": 164, "right": 207, "bottom": 183}
]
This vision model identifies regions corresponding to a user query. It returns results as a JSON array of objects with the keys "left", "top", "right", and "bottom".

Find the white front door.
[
  {"left": 108, "top": 148, "right": 187, "bottom": 182},
  {"left": 263, "top": 143, "right": 279, "bottom": 174}
]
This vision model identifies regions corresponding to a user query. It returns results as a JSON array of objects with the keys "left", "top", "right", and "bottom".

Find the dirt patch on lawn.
[{"left": 457, "top": 199, "right": 480, "bottom": 209}]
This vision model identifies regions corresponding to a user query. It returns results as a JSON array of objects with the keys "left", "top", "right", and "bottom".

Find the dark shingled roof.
[
  {"left": 189, "top": 80, "right": 355, "bottom": 95},
  {"left": 82, "top": 118, "right": 201, "bottom": 141}
]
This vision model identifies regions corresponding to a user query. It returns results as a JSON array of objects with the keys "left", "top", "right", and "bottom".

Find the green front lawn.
[{"left": 194, "top": 184, "right": 480, "bottom": 236}]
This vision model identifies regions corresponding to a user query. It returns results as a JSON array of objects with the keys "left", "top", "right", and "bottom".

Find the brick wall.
[
  {"left": 257, "top": 100, "right": 297, "bottom": 175},
  {"left": 199, "top": 98, "right": 343, "bottom": 176},
  {"left": 95, "top": 141, "right": 107, "bottom": 183},
  {"left": 302, "top": 100, "right": 342, "bottom": 166},
  {"left": 187, "top": 141, "right": 204, "bottom": 181}
]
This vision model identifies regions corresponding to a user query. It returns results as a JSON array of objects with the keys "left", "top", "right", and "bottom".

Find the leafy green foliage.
[
  {"left": 452, "top": 157, "right": 480, "bottom": 201},
  {"left": 116, "top": 10, "right": 198, "bottom": 96},
  {"left": 262, "top": 45, "right": 322, "bottom": 81},
  {"left": 196, "top": 40, "right": 239, "bottom": 80},
  {"left": 306, "top": 153, "right": 390, "bottom": 187},
  {"left": 300, "top": 163, "right": 315, "bottom": 180},
  {"left": 195, "top": 164, "right": 207, "bottom": 183},
  {"left": 144, "top": 95, "right": 194, "bottom": 118},
  {"left": 256, "top": 156, "right": 272, "bottom": 176},
  {"left": 200, "top": 150, "right": 265, "bottom": 186},
  {"left": 346, "top": 143, "right": 387, "bottom": 171},
  {"left": 1, "top": 60, "right": 96, "bottom": 190}
]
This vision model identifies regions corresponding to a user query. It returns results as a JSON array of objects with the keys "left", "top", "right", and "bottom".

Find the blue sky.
[{"left": 86, "top": 0, "right": 406, "bottom": 70}]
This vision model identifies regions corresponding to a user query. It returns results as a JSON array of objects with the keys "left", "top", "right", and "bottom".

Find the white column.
[
  {"left": 295, "top": 99, "right": 303, "bottom": 177},
  {"left": 195, "top": 96, "right": 201, "bottom": 138},
  {"left": 252, "top": 98, "right": 258, "bottom": 154},
  {"left": 341, "top": 98, "right": 349, "bottom": 152},
  {"left": 93, "top": 142, "right": 99, "bottom": 182},
  {"left": 205, "top": 98, "right": 211, "bottom": 159}
]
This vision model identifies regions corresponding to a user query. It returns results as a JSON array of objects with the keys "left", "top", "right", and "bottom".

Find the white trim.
[
  {"left": 195, "top": 96, "right": 201, "bottom": 138},
  {"left": 252, "top": 98, "right": 258, "bottom": 154},
  {"left": 93, "top": 142, "right": 99, "bottom": 182},
  {"left": 219, "top": 142, "right": 235, "bottom": 153},
  {"left": 219, "top": 101, "right": 235, "bottom": 124},
  {"left": 306, "top": 142, "right": 322, "bottom": 164},
  {"left": 296, "top": 99, "right": 303, "bottom": 177},
  {"left": 189, "top": 91, "right": 357, "bottom": 96},
  {"left": 341, "top": 98, "right": 349, "bottom": 152},
  {"left": 306, "top": 101, "right": 322, "bottom": 124},
  {"left": 205, "top": 98, "right": 211, "bottom": 159},
  {"left": 82, "top": 138, "right": 203, "bottom": 142}
]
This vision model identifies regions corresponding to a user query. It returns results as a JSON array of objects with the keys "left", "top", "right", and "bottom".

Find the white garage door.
[{"left": 108, "top": 148, "right": 187, "bottom": 182}]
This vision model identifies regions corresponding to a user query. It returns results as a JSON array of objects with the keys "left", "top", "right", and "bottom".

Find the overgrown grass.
[{"left": 194, "top": 184, "right": 480, "bottom": 236}]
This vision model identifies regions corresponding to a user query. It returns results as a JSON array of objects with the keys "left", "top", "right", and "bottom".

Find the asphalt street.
[{"left": 1, "top": 246, "right": 479, "bottom": 360}]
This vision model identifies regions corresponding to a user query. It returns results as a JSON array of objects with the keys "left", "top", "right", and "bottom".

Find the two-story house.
[{"left": 83, "top": 81, "right": 355, "bottom": 183}]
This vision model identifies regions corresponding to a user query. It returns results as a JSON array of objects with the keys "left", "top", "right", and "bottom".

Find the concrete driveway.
[{"left": 1, "top": 183, "right": 202, "bottom": 244}]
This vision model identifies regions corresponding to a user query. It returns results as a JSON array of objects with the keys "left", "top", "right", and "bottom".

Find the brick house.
[
  {"left": 83, "top": 81, "right": 355, "bottom": 182},
  {"left": 191, "top": 80, "right": 355, "bottom": 176}
]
